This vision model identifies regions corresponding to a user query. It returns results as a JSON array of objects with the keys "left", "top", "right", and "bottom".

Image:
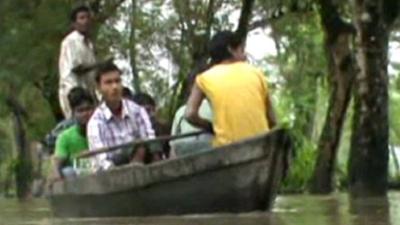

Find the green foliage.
[
  {"left": 19, "top": 85, "right": 56, "bottom": 140},
  {"left": 264, "top": 11, "right": 331, "bottom": 192},
  {"left": 281, "top": 131, "right": 317, "bottom": 193},
  {"left": 388, "top": 77, "right": 400, "bottom": 181},
  {"left": 268, "top": 11, "right": 327, "bottom": 138}
]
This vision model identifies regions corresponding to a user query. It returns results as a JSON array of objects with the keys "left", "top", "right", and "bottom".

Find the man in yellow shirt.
[{"left": 185, "top": 31, "right": 276, "bottom": 147}]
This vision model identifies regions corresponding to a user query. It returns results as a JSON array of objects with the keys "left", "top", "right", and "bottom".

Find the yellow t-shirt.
[{"left": 196, "top": 61, "right": 270, "bottom": 147}]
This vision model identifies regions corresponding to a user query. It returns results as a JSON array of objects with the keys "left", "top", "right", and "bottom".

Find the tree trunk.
[
  {"left": 3, "top": 162, "right": 14, "bottom": 197},
  {"left": 169, "top": 0, "right": 217, "bottom": 115},
  {"left": 6, "top": 96, "right": 32, "bottom": 200},
  {"left": 235, "top": 0, "right": 256, "bottom": 40},
  {"left": 348, "top": 0, "right": 391, "bottom": 196},
  {"left": 130, "top": 0, "right": 140, "bottom": 92},
  {"left": 310, "top": 0, "right": 356, "bottom": 194}
]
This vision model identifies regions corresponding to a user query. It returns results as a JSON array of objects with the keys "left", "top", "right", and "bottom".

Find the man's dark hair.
[
  {"left": 67, "top": 87, "right": 94, "bottom": 110},
  {"left": 122, "top": 87, "right": 134, "bottom": 100},
  {"left": 70, "top": 5, "right": 90, "bottom": 23},
  {"left": 132, "top": 93, "right": 156, "bottom": 107},
  {"left": 208, "top": 30, "right": 243, "bottom": 64},
  {"left": 95, "top": 62, "right": 122, "bottom": 83}
]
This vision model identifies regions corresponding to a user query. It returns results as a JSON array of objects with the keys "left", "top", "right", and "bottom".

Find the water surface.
[{"left": 1, "top": 192, "right": 399, "bottom": 225}]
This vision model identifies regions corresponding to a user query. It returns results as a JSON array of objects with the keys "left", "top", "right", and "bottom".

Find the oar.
[{"left": 77, "top": 131, "right": 206, "bottom": 159}]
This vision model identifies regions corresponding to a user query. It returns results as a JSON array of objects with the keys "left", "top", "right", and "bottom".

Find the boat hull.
[{"left": 49, "top": 129, "right": 292, "bottom": 217}]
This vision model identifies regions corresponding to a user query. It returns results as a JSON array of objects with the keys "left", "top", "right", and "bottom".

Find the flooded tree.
[
  {"left": 349, "top": 0, "right": 399, "bottom": 196},
  {"left": 310, "top": 0, "right": 356, "bottom": 194},
  {"left": 5, "top": 94, "right": 32, "bottom": 200}
]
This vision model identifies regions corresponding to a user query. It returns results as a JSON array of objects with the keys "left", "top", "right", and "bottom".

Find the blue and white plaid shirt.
[{"left": 87, "top": 99, "right": 155, "bottom": 169}]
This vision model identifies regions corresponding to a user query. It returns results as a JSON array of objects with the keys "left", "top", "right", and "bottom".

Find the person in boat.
[
  {"left": 132, "top": 92, "right": 170, "bottom": 159},
  {"left": 122, "top": 86, "right": 134, "bottom": 100},
  {"left": 87, "top": 62, "right": 155, "bottom": 170},
  {"left": 53, "top": 87, "right": 95, "bottom": 179},
  {"left": 185, "top": 30, "right": 277, "bottom": 147},
  {"left": 122, "top": 88, "right": 169, "bottom": 160},
  {"left": 43, "top": 118, "right": 76, "bottom": 155},
  {"left": 58, "top": 5, "right": 97, "bottom": 118},
  {"left": 170, "top": 75, "right": 213, "bottom": 157}
]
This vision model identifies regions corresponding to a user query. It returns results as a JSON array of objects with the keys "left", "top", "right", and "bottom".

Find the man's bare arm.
[
  {"left": 185, "top": 84, "right": 213, "bottom": 133},
  {"left": 266, "top": 95, "right": 277, "bottom": 128}
]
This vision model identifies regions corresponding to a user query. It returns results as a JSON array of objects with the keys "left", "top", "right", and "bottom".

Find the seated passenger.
[
  {"left": 132, "top": 92, "right": 170, "bottom": 159},
  {"left": 43, "top": 117, "right": 76, "bottom": 155},
  {"left": 87, "top": 63, "right": 155, "bottom": 169},
  {"left": 53, "top": 87, "right": 95, "bottom": 179},
  {"left": 170, "top": 99, "right": 213, "bottom": 157},
  {"left": 185, "top": 31, "right": 277, "bottom": 147},
  {"left": 132, "top": 93, "right": 169, "bottom": 137},
  {"left": 122, "top": 86, "right": 134, "bottom": 100}
]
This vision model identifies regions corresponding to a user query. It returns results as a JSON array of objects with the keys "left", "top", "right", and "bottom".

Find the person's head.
[
  {"left": 132, "top": 93, "right": 156, "bottom": 118},
  {"left": 122, "top": 87, "right": 134, "bottom": 100},
  {"left": 208, "top": 31, "right": 246, "bottom": 64},
  {"left": 67, "top": 87, "right": 95, "bottom": 125},
  {"left": 70, "top": 5, "right": 91, "bottom": 34},
  {"left": 95, "top": 62, "right": 123, "bottom": 105}
]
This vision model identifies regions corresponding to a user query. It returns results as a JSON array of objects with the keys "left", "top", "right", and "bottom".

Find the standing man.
[
  {"left": 87, "top": 63, "right": 155, "bottom": 170},
  {"left": 59, "top": 5, "right": 97, "bottom": 118}
]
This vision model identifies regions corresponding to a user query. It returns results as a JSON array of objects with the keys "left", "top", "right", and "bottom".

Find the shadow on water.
[
  {"left": 1, "top": 192, "right": 400, "bottom": 225},
  {"left": 349, "top": 195, "right": 391, "bottom": 225}
]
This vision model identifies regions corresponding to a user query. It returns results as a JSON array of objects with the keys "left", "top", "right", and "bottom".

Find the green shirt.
[{"left": 55, "top": 125, "right": 88, "bottom": 165}]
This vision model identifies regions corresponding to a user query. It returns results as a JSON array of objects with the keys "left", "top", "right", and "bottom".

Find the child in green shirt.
[{"left": 53, "top": 87, "right": 95, "bottom": 179}]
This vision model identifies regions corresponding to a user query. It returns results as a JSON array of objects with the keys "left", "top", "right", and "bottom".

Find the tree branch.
[
  {"left": 318, "top": 0, "right": 355, "bottom": 43},
  {"left": 235, "top": 0, "right": 256, "bottom": 40},
  {"left": 205, "top": 0, "right": 216, "bottom": 41},
  {"left": 91, "top": 0, "right": 127, "bottom": 24},
  {"left": 249, "top": 18, "right": 268, "bottom": 31}
]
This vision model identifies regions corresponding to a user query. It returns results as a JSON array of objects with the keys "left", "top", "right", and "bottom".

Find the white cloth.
[
  {"left": 169, "top": 100, "right": 213, "bottom": 157},
  {"left": 58, "top": 30, "right": 96, "bottom": 118}
]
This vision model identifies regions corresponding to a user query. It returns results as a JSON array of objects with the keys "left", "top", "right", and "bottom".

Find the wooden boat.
[{"left": 48, "top": 128, "right": 292, "bottom": 217}]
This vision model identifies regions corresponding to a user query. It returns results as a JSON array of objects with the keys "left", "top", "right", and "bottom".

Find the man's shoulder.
[
  {"left": 61, "top": 31, "right": 82, "bottom": 46},
  {"left": 89, "top": 104, "right": 108, "bottom": 124},
  {"left": 58, "top": 125, "right": 79, "bottom": 140},
  {"left": 238, "top": 62, "right": 263, "bottom": 74},
  {"left": 198, "top": 64, "right": 232, "bottom": 79},
  {"left": 124, "top": 98, "right": 141, "bottom": 108},
  {"left": 123, "top": 99, "right": 144, "bottom": 114}
]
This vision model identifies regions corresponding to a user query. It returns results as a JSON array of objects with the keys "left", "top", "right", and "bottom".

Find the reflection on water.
[{"left": 1, "top": 192, "right": 399, "bottom": 225}]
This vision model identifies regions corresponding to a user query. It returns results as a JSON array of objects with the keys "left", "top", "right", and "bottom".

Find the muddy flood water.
[{"left": 1, "top": 192, "right": 399, "bottom": 225}]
